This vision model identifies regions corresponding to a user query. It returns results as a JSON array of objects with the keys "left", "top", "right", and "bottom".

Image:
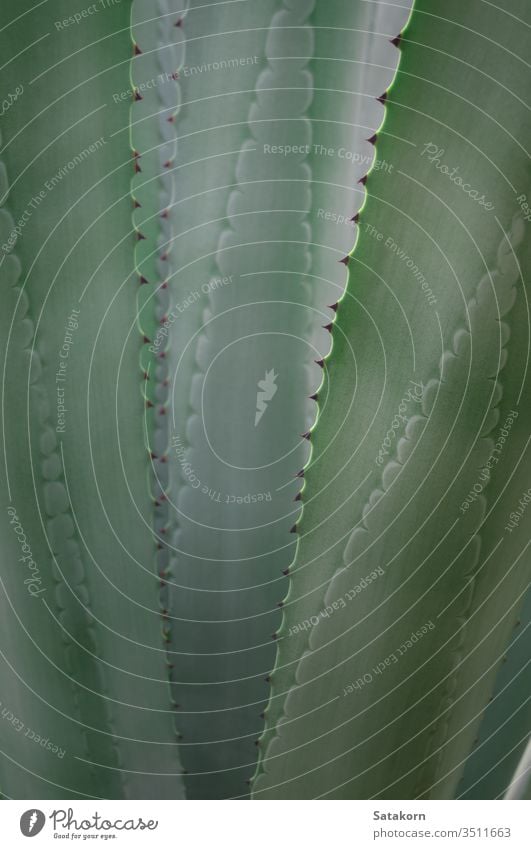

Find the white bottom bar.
[{"left": 1, "top": 799, "right": 529, "bottom": 848}]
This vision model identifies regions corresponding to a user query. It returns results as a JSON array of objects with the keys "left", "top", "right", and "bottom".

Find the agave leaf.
[
  {"left": 131, "top": 0, "right": 189, "bottom": 778},
  {"left": 429, "top": 225, "right": 531, "bottom": 798},
  {"left": 505, "top": 738, "right": 531, "bottom": 799},
  {"left": 254, "top": 0, "right": 531, "bottom": 799},
  {"left": 131, "top": 0, "right": 284, "bottom": 800},
  {"left": 257, "top": 0, "right": 412, "bottom": 765},
  {"left": 167, "top": 0, "right": 413, "bottom": 799},
  {"left": 0, "top": 0, "right": 184, "bottom": 798},
  {"left": 163, "top": 0, "right": 283, "bottom": 799},
  {"left": 457, "top": 586, "right": 530, "bottom": 799}
]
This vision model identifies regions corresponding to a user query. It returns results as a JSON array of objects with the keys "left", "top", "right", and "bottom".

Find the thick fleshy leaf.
[
  {"left": 0, "top": 0, "right": 184, "bottom": 799},
  {"left": 254, "top": 0, "right": 531, "bottom": 800}
]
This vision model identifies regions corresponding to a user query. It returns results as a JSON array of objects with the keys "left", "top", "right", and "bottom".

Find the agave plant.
[{"left": 0, "top": 0, "right": 529, "bottom": 801}]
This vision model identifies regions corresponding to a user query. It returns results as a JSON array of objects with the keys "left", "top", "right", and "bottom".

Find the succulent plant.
[{"left": 0, "top": 0, "right": 529, "bottom": 801}]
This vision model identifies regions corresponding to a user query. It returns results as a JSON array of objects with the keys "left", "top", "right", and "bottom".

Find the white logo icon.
[{"left": 255, "top": 369, "right": 278, "bottom": 426}]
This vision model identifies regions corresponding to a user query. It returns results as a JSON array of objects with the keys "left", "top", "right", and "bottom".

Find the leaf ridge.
[
  {"left": 0, "top": 133, "right": 123, "bottom": 797},
  {"left": 131, "top": 0, "right": 188, "bottom": 774}
]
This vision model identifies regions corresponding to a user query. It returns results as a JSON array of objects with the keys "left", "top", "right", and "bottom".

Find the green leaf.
[
  {"left": 458, "top": 587, "right": 530, "bottom": 799},
  {"left": 0, "top": 0, "right": 184, "bottom": 798},
  {"left": 167, "top": 0, "right": 410, "bottom": 800},
  {"left": 505, "top": 739, "right": 531, "bottom": 799},
  {"left": 256, "top": 0, "right": 412, "bottom": 766},
  {"left": 163, "top": 0, "right": 290, "bottom": 799},
  {"left": 253, "top": 0, "right": 531, "bottom": 799},
  {"left": 131, "top": 0, "right": 190, "bottom": 791}
]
